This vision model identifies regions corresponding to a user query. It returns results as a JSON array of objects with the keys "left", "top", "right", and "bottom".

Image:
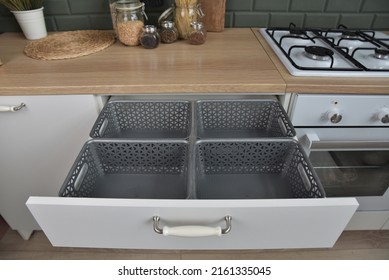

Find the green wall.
[{"left": 1, "top": 0, "right": 389, "bottom": 32}]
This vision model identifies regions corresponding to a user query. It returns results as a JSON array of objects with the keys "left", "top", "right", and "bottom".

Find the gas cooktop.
[{"left": 260, "top": 24, "right": 389, "bottom": 77}]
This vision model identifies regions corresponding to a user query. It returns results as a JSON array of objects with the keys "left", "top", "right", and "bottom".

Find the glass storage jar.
[
  {"left": 189, "top": 21, "right": 207, "bottom": 45},
  {"left": 159, "top": 21, "right": 178, "bottom": 43},
  {"left": 140, "top": 25, "right": 161, "bottom": 49},
  {"left": 108, "top": 0, "right": 118, "bottom": 36},
  {"left": 116, "top": 0, "right": 148, "bottom": 46},
  {"left": 174, "top": 0, "right": 204, "bottom": 39}
]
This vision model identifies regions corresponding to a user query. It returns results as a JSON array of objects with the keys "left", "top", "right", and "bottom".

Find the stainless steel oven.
[{"left": 289, "top": 94, "right": 389, "bottom": 229}]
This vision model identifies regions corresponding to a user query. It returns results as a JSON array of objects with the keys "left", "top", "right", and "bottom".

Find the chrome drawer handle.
[
  {"left": 0, "top": 103, "right": 26, "bottom": 112},
  {"left": 153, "top": 216, "right": 232, "bottom": 237}
]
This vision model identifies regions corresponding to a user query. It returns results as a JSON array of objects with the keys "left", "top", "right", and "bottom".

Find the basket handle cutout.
[
  {"left": 153, "top": 216, "right": 232, "bottom": 237},
  {"left": 298, "top": 163, "right": 312, "bottom": 192},
  {"left": 98, "top": 118, "right": 109, "bottom": 137},
  {"left": 74, "top": 163, "right": 89, "bottom": 191},
  {"left": 277, "top": 116, "right": 288, "bottom": 136}
]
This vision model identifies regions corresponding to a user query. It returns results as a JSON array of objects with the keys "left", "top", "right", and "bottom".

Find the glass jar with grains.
[
  {"left": 159, "top": 21, "right": 178, "bottom": 44},
  {"left": 116, "top": 0, "right": 148, "bottom": 46},
  {"left": 189, "top": 21, "right": 207, "bottom": 45},
  {"left": 140, "top": 25, "right": 161, "bottom": 49}
]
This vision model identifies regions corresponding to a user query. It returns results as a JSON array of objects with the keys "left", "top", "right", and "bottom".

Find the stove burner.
[
  {"left": 341, "top": 30, "right": 359, "bottom": 39},
  {"left": 288, "top": 22, "right": 305, "bottom": 37},
  {"left": 304, "top": 46, "right": 334, "bottom": 61},
  {"left": 289, "top": 28, "right": 305, "bottom": 36},
  {"left": 374, "top": 48, "right": 389, "bottom": 60}
]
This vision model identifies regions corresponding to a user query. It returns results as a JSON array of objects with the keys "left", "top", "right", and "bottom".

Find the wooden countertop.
[
  {"left": 252, "top": 28, "right": 389, "bottom": 94},
  {"left": 0, "top": 29, "right": 286, "bottom": 96}
]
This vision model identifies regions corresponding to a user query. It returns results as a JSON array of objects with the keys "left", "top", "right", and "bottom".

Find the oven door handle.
[{"left": 303, "top": 133, "right": 389, "bottom": 152}]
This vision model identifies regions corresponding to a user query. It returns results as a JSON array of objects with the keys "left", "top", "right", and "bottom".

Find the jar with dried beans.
[
  {"left": 189, "top": 21, "right": 207, "bottom": 45},
  {"left": 140, "top": 25, "right": 161, "bottom": 49},
  {"left": 159, "top": 21, "right": 178, "bottom": 44}
]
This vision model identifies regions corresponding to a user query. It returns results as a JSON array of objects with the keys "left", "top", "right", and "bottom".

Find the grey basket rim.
[
  {"left": 195, "top": 99, "right": 296, "bottom": 137},
  {"left": 89, "top": 99, "right": 192, "bottom": 138},
  {"left": 58, "top": 139, "right": 190, "bottom": 197},
  {"left": 195, "top": 98, "right": 281, "bottom": 104},
  {"left": 195, "top": 138, "right": 326, "bottom": 198}
]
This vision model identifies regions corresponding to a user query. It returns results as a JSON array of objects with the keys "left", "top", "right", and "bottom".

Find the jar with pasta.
[
  {"left": 116, "top": 0, "right": 148, "bottom": 46},
  {"left": 174, "top": 0, "right": 204, "bottom": 39}
]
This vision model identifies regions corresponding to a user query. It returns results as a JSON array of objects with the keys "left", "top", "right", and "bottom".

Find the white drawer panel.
[{"left": 26, "top": 197, "right": 357, "bottom": 250}]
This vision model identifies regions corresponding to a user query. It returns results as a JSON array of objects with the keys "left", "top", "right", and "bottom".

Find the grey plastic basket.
[
  {"left": 196, "top": 100, "right": 295, "bottom": 138},
  {"left": 90, "top": 100, "right": 192, "bottom": 139},
  {"left": 194, "top": 139, "right": 325, "bottom": 199},
  {"left": 59, "top": 140, "right": 189, "bottom": 199}
]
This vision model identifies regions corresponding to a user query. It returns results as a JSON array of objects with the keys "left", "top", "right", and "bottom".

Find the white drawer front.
[{"left": 27, "top": 197, "right": 357, "bottom": 250}]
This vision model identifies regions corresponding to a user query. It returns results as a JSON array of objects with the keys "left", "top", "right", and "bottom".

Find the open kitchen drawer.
[{"left": 26, "top": 99, "right": 358, "bottom": 250}]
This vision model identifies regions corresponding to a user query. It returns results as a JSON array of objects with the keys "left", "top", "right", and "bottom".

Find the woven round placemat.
[{"left": 24, "top": 30, "right": 116, "bottom": 60}]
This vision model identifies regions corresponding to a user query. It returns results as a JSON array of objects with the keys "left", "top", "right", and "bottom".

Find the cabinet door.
[{"left": 0, "top": 95, "right": 99, "bottom": 239}]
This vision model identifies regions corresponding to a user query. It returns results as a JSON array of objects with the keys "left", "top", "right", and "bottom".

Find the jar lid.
[
  {"left": 116, "top": 0, "right": 144, "bottom": 10},
  {"left": 191, "top": 21, "right": 204, "bottom": 30},
  {"left": 161, "top": 21, "right": 175, "bottom": 29},
  {"left": 144, "top": 25, "right": 157, "bottom": 33}
]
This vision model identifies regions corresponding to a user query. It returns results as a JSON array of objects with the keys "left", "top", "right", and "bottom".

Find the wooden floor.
[{"left": 0, "top": 229, "right": 388, "bottom": 260}]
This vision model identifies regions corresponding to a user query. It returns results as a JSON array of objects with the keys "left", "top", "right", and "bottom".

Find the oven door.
[{"left": 297, "top": 128, "right": 389, "bottom": 212}]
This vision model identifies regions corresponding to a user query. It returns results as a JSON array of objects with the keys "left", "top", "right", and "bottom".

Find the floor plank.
[{"left": 1, "top": 230, "right": 389, "bottom": 260}]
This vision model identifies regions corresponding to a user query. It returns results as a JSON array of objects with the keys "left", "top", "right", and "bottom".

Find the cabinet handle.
[
  {"left": 153, "top": 216, "right": 232, "bottom": 237},
  {"left": 0, "top": 103, "right": 26, "bottom": 112}
]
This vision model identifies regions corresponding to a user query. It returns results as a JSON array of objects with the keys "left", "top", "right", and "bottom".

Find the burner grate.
[{"left": 263, "top": 24, "right": 389, "bottom": 75}]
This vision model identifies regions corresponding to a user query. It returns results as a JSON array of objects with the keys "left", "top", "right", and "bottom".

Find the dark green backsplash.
[{"left": 1, "top": 0, "right": 389, "bottom": 32}]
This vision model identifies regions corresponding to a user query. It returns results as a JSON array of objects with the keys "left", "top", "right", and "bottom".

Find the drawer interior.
[
  {"left": 90, "top": 100, "right": 192, "bottom": 139},
  {"left": 195, "top": 140, "right": 324, "bottom": 199},
  {"left": 60, "top": 99, "right": 323, "bottom": 200},
  {"left": 59, "top": 140, "right": 189, "bottom": 199},
  {"left": 196, "top": 100, "right": 295, "bottom": 138}
]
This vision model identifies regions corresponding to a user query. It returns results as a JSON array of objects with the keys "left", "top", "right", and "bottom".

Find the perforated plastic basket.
[
  {"left": 90, "top": 100, "right": 191, "bottom": 139},
  {"left": 196, "top": 100, "right": 295, "bottom": 138},
  {"left": 59, "top": 140, "right": 189, "bottom": 199},
  {"left": 194, "top": 139, "right": 325, "bottom": 199}
]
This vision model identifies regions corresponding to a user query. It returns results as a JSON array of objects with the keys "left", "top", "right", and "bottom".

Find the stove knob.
[
  {"left": 326, "top": 108, "right": 343, "bottom": 124},
  {"left": 377, "top": 108, "right": 389, "bottom": 124}
]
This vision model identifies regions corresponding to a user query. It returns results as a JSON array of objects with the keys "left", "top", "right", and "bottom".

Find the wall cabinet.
[{"left": 0, "top": 95, "right": 100, "bottom": 239}]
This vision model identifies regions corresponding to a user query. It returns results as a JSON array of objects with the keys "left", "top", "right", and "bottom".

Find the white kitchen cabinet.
[
  {"left": 26, "top": 99, "right": 358, "bottom": 250},
  {"left": 0, "top": 95, "right": 100, "bottom": 239},
  {"left": 382, "top": 216, "right": 389, "bottom": 230},
  {"left": 345, "top": 211, "right": 389, "bottom": 230}
]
